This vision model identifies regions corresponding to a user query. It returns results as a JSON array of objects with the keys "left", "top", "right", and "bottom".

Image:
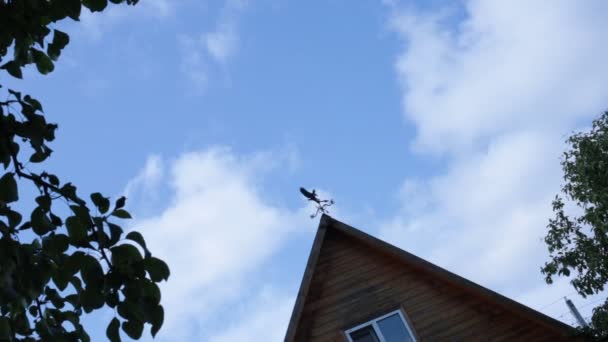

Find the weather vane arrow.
[{"left": 300, "top": 187, "right": 334, "bottom": 218}]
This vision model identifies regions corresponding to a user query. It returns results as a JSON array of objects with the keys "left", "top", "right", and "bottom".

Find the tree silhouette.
[{"left": 0, "top": 1, "right": 169, "bottom": 340}]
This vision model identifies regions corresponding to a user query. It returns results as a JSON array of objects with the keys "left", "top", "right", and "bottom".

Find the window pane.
[
  {"left": 377, "top": 313, "right": 414, "bottom": 342},
  {"left": 349, "top": 325, "right": 380, "bottom": 342}
]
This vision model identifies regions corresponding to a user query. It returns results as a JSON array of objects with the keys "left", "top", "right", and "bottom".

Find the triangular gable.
[{"left": 285, "top": 215, "right": 576, "bottom": 341}]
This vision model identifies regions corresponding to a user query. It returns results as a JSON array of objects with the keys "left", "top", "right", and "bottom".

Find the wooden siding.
[{"left": 292, "top": 227, "right": 574, "bottom": 342}]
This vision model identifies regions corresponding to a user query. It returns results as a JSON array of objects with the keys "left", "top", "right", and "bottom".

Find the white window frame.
[{"left": 344, "top": 309, "right": 417, "bottom": 342}]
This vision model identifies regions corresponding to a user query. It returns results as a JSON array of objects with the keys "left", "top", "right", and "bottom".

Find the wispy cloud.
[
  {"left": 178, "top": 34, "right": 209, "bottom": 92},
  {"left": 77, "top": 1, "right": 174, "bottom": 41},
  {"left": 204, "top": 25, "right": 238, "bottom": 64},
  {"left": 178, "top": 0, "right": 249, "bottom": 91},
  {"left": 204, "top": 0, "right": 248, "bottom": 64},
  {"left": 381, "top": 0, "right": 608, "bottom": 323},
  {"left": 125, "top": 147, "right": 309, "bottom": 340},
  {"left": 123, "top": 155, "right": 163, "bottom": 199},
  {"left": 142, "top": 0, "right": 173, "bottom": 17}
]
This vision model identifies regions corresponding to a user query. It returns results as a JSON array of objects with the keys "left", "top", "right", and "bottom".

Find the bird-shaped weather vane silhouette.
[{"left": 300, "top": 187, "right": 334, "bottom": 218}]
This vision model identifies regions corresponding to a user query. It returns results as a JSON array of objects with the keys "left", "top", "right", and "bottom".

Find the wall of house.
[{"left": 292, "top": 228, "right": 574, "bottom": 341}]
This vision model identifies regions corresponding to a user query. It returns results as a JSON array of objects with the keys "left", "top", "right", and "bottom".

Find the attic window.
[{"left": 344, "top": 310, "right": 416, "bottom": 342}]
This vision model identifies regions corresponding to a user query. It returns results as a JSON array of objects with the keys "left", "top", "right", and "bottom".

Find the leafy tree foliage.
[
  {"left": 542, "top": 111, "right": 608, "bottom": 339},
  {"left": 0, "top": 0, "right": 169, "bottom": 340}
]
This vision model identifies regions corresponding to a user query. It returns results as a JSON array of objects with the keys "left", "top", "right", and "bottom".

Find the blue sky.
[{"left": 6, "top": 0, "right": 608, "bottom": 340}]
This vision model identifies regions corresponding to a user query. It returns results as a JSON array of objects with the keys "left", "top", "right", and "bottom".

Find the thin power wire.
[
  {"left": 577, "top": 296, "right": 608, "bottom": 311},
  {"left": 538, "top": 291, "right": 578, "bottom": 311},
  {"left": 554, "top": 296, "right": 607, "bottom": 323}
]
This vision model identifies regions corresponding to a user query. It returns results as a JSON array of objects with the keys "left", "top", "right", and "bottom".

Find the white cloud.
[
  {"left": 126, "top": 147, "right": 309, "bottom": 340},
  {"left": 380, "top": 131, "right": 563, "bottom": 287},
  {"left": 179, "top": 0, "right": 249, "bottom": 88},
  {"left": 77, "top": 1, "right": 173, "bottom": 41},
  {"left": 77, "top": 7, "right": 127, "bottom": 41},
  {"left": 208, "top": 288, "right": 294, "bottom": 342},
  {"left": 204, "top": 23, "right": 238, "bottom": 64},
  {"left": 390, "top": 0, "right": 608, "bottom": 154},
  {"left": 178, "top": 34, "right": 209, "bottom": 93},
  {"left": 204, "top": 0, "right": 249, "bottom": 64},
  {"left": 382, "top": 0, "right": 608, "bottom": 325},
  {"left": 142, "top": 0, "right": 173, "bottom": 17},
  {"left": 123, "top": 154, "right": 163, "bottom": 198}
]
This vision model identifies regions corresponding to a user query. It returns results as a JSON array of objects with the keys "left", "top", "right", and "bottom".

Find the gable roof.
[{"left": 284, "top": 214, "right": 574, "bottom": 341}]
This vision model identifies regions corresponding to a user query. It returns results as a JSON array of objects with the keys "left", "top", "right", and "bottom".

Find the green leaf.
[
  {"left": 111, "top": 209, "right": 132, "bottom": 219},
  {"left": 106, "top": 318, "right": 120, "bottom": 342},
  {"left": 62, "top": 311, "right": 80, "bottom": 329},
  {"left": 125, "top": 231, "right": 149, "bottom": 256},
  {"left": 111, "top": 244, "right": 142, "bottom": 266},
  {"left": 150, "top": 305, "right": 164, "bottom": 337},
  {"left": 7, "top": 89, "right": 22, "bottom": 100},
  {"left": 65, "top": 294, "right": 79, "bottom": 307},
  {"left": 35, "top": 319, "right": 51, "bottom": 338},
  {"left": 49, "top": 212, "right": 63, "bottom": 226},
  {"left": 116, "top": 301, "right": 130, "bottom": 320},
  {"left": 70, "top": 205, "right": 91, "bottom": 224},
  {"left": 29, "top": 151, "right": 47, "bottom": 163},
  {"left": 0, "top": 172, "right": 18, "bottom": 203},
  {"left": 6, "top": 209, "right": 22, "bottom": 228},
  {"left": 80, "top": 255, "right": 103, "bottom": 288},
  {"left": 35, "top": 194, "right": 51, "bottom": 211},
  {"left": 65, "top": 216, "right": 87, "bottom": 242},
  {"left": 91, "top": 192, "right": 110, "bottom": 213},
  {"left": 13, "top": 312, "right": 31, "bottom": 336},
  {"left": 122, "top": 319, "right": 143, "bottom": 339},
  {"left": 32, "top": 49, "right": 55, "bottom": 74},
  {"left": 69, "top": 275, "right": 83, "bottom": 293},
  {"left": 141, "top": 280, "right": 161, "bottom": 305},
  {"left": 106, "top": 290, "right": 119, "bottom": 308},
  {"left": 79, "top": 329, "right": 91, "bottom": 342},
  {"left": 0, "top": 317, "right": 11, "bottom": 339},
  {"left": 52, "top": 30, "right": 70, "bottom": 49},
  {"left": 9, "top": 310, "right": 30, "bottom": 336},
  {"left": 118, "top": 299, "right": 145, "bottom": 322},
  {"left": 0, "top": 145, "right": 9, "bottom": 169},
  {"left": 60, "top": 0, "right": 82, "bottom": 19},
  {"left": 145, "top": 257, "right": 170, "bottom": 282},
  {"left": 45, "top": 287, "right": 65, "bottom": 309},
  {"left": 24, "top": 95, "right": 43, "bottom": 112},
  {"left": 1, "top": 61, "right": 22, "bottom": 79},
  {"left": 115, "top": 196, "right": 126, "bottom": 209},
  {"left": 65, "top": 252, "right": 86, "bottom": 276},
  {"left": 83, "top": 0, "right": 108, "bottom": 12},
  {"left": 108, "top": 223, "right": 123, "bottom": 246},
  {"left": 81, "top": 286, "right": 104, "bottom": 313},
  {"left": 47, "top": 44, "right": 60, "bottom": 61},
  {"left": 31, "top": 206, "right": 53, "bottom": 235},
  {"left": 53, "top": 269, "right": 71, "bottom": 291},
  {"left": 61, "top": 183, "right": 78, "bottom": 199},
  {"left": 48, "top": 174, "right": 60, "bottom": 186},
  {"left": 43, "top": 233, "right": 69, "bottom": 255}
]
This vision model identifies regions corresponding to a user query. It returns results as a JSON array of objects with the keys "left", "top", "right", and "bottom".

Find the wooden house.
[{"left": 284, "top": 215, "right": 577, "bottom": 341}]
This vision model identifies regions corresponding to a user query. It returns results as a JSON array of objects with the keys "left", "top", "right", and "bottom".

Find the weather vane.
[{"left": 299, "top": 187, "right": 334, "bottom": 218}]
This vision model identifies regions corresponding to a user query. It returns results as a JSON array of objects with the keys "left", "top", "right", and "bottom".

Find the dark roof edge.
[
  {"left": 324, "top": 215, "right": 575, "bottom": 335},
  {"left": 284, "top": 215, "right": 330, "bottom": 342}
]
